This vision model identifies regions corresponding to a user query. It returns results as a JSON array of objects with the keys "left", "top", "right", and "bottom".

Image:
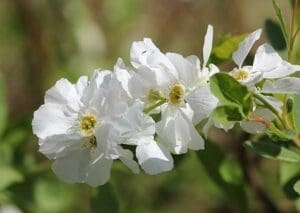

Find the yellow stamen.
[
  {"left": 233, "top": 70, "right": 249, "bottom": 81},
  {"left": 169, "top": 83, "right": 185, "bottom": 106},
  {"left": 80, "top": 115, "right": 97, "bottom": 136}
]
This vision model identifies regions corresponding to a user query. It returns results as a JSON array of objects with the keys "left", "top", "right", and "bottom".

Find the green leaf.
[
  {"left": 210, "top": 73, "right": 252, "bottom": 114},
  {"left": 34, "top": 178, "right": 77, "bottom": 212},
  {"left": 2, "top": 128, "right": 28, "bottom": 149},
  {"left": 265, "top": 19, "right": 287, "bottom": 50},
  {"left": 294, "top": 180, "right": 300, "bottom": 195},
  {"left": 294, "top": 94, "right": 300, "bottom": 130},
  {"left": 211, "top": 105, "right": 244, "bottom": 127},
  {"left": 197, "top": 140, "right": 248, "bottom": 210},
  {"left": 211, "top": 34, "right": 247, "bottom": 64},
  {"left": 267, "top": 123, "right": 296, "bottom": 141},
  {"left": 279, "top": 162, "right": 300, "bottom": 200},
  {"left": 0, "top": 145, "right": 13, "bottom": 167},
  {"left": 0, "top": 167, "right": 24, "bottom": 191},
  {"left": 244, "top": 140, "right": 300, "bottom": 162},
  {"left": 219, "top": 155, "right": 243, "bottom": 185},
  {"left": 91, "top": 183, "right": 120, "bottom": 213},
  {"left": 0, "top": 73, "right": 7, "bottom": 137},
  {"left": 272, "top": 0, "right": 289, "bottom": 46}
]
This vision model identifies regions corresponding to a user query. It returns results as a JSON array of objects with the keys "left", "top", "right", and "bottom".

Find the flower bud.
[{"left": 286, "top": 98, "right": 294, "bottom": 113}]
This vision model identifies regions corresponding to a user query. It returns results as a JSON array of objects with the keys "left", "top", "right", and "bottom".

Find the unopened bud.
[{"left": 286, "top": 98, "right": 294, "bottom": 113}]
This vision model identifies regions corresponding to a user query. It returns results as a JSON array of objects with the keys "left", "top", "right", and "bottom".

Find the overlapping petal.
[{"left": 232, "top": 29, "right": 262, "bottom": 68}]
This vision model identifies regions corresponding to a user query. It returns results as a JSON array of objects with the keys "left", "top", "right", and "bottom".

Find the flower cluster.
[{"left": 32, "top": 25, "right": 300, "bottom": 186}]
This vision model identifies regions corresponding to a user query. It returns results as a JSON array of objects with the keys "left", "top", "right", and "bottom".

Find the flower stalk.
[
  {"left": 143, "top": 99, "right": 166, "bottom": 114},
  {"left": 253, "top": 93, "right": 285, "bottom": 129}
]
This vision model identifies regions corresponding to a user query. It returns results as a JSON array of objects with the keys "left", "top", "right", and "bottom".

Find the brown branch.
[
  {"left": 11, "top": 0, "right": 48, "bottom": 106},
  {"left": 235, "top": 133, "right": 281, "bottom": 212}
]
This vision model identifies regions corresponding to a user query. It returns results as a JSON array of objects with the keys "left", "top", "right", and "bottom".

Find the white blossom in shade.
[
  {"left": 230, "top": 29, "right": 300, "bottom": 86},
  {"left": 32, "top": 66, "right": 150, "bottom": 186},
  {"left": 0, "top": 205, "right": 22, "bottom": 213},
  {"left": 127, "top": 25, "right": 218, "bottom": 174}
]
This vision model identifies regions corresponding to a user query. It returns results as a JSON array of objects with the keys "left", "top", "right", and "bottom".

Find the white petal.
[
  {"left": 88, "top": 75, "right": 128, "bottom": 117},
  {"left": 52, "top": 149, "right": 113, "bottom": 186},
  {"left": 39, "top": 134, "right": 81, "bottom": 159},
  {"left": 85, "top": 156, "right": 113, "bottom": 187},
  {"left": 128, "top": 73, "right": 150, "bottom": 100},
  {"left": 186, "top": 55, "right": 201, "bottom": 70},
  {"left": 130, "top": 38, "right": 159, "bottom": 68},
  {"left": 117, "top": 147, "right": 140, "bottom": 174},
  {"left": 75, "top": 76, "right": 88, "bottom": 97},
  {"left": 136, "top": 140, "right": 173, "bottom": 175},
  {"left": 80, "top": 70, "right": 112, "bottom": 106},
  {"left": 240, "top": 121, "right": 266, "bottom": 134},
  {"left": 186, "top": 84, "right": 218, "bottom": 125},
  {"left": 252, "top": 44, "right": 300, "bottom": 78},
  {"left": 32, "top": 103, "right": 76, "bottom": 139},
  {"left": 166, "top": 52, "right": 198, "bottom": 87},
  {"left": 208, "top": 63, "right": 219, "bottom": 76},
  {"left": 156, "top": 105, "right": 204, "bottom": 154},
  {"left": 130, "top": 39, "right": 178, "bottom": 83},
  {"left": 94, "top": 123, "right": 121, "bottom": 159},
  {"left": 255, "top": 108, "right": 275, "bottom": 121},
  {"left": 262, "top": 77, "right": 300, "bottom": 94},
  {"left": 147, "top": 51, "right": 176, "bottom": 73},
  {"left": 52, "top": 149, "right": 91, "bottom": 184},
  {"left": 45, "top": 78, "right": 84, "bottom": 111},
  {"left": 203, "top": 25, "right": 213, "bottom": 67},
  {"left": 113, "top": 100, "right": 155, "bottom": 146},
  {"left": 263, "top": 61, "right": 300, "bottom": 79},
  {"left": 253, "top": 44, "right": 282, "bottom": 72},
  {"left": 232, "top": 29, "right": 262, "bottom": 68},
  {"left": 92, "top": 69, "right": 112, "bottom": 86},
  {"left": 256, "top": 95, "right": 283, "bottom": 113},
  {"left": 265, "top": 96, "right": 283, "bottom": 113},
  {"left": 114, "top": 58, "right": 133, "bottom": 97},
  {"left": 135, "top": 65, "right": 175, "bottom": 88}
]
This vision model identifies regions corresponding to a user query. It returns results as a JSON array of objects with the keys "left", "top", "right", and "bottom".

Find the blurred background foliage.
[{"left": 0, "top": 0, "right": 299, "bottom": 212}]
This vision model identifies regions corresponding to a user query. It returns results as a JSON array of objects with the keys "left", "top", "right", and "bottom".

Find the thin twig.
[
  {"left": 288, "top": 0, "right": 299, "bottom": 60},
  {"left": 236, "top": 133, "right": 281, "bottom": 212}
]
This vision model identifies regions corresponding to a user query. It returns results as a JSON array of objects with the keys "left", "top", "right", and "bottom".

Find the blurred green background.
[{"left": 0, "top": 0, "right": 299, "bottom": 212}]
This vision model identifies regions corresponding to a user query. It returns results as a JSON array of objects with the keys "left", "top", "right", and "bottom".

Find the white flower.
[
  {"left": 229, "top": 29, "right": 263, "bottom": 86},
  {"left": 32, "top": 66, "right": 149, "bottom": 186},
  {"left": 230, "top": 29, "right": 300, "bottom": 86},
  {"left": 128, "top": 25, "right": 218, "bottom": 174}
]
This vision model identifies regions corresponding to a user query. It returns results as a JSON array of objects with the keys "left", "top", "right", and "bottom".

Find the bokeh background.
[{"left": 0, "top": 0, "right": 299, "bottom": 212}]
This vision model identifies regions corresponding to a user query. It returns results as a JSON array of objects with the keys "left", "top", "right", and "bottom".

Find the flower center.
[
  {"left": 233, "top": 70, "right": 249, "bottom": 81},
  {"left": 80, "top": 114, "right": 97, "bottom": 136},
  {"left": 168, "top": 83, "right": 185, "bottom": 106}
]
